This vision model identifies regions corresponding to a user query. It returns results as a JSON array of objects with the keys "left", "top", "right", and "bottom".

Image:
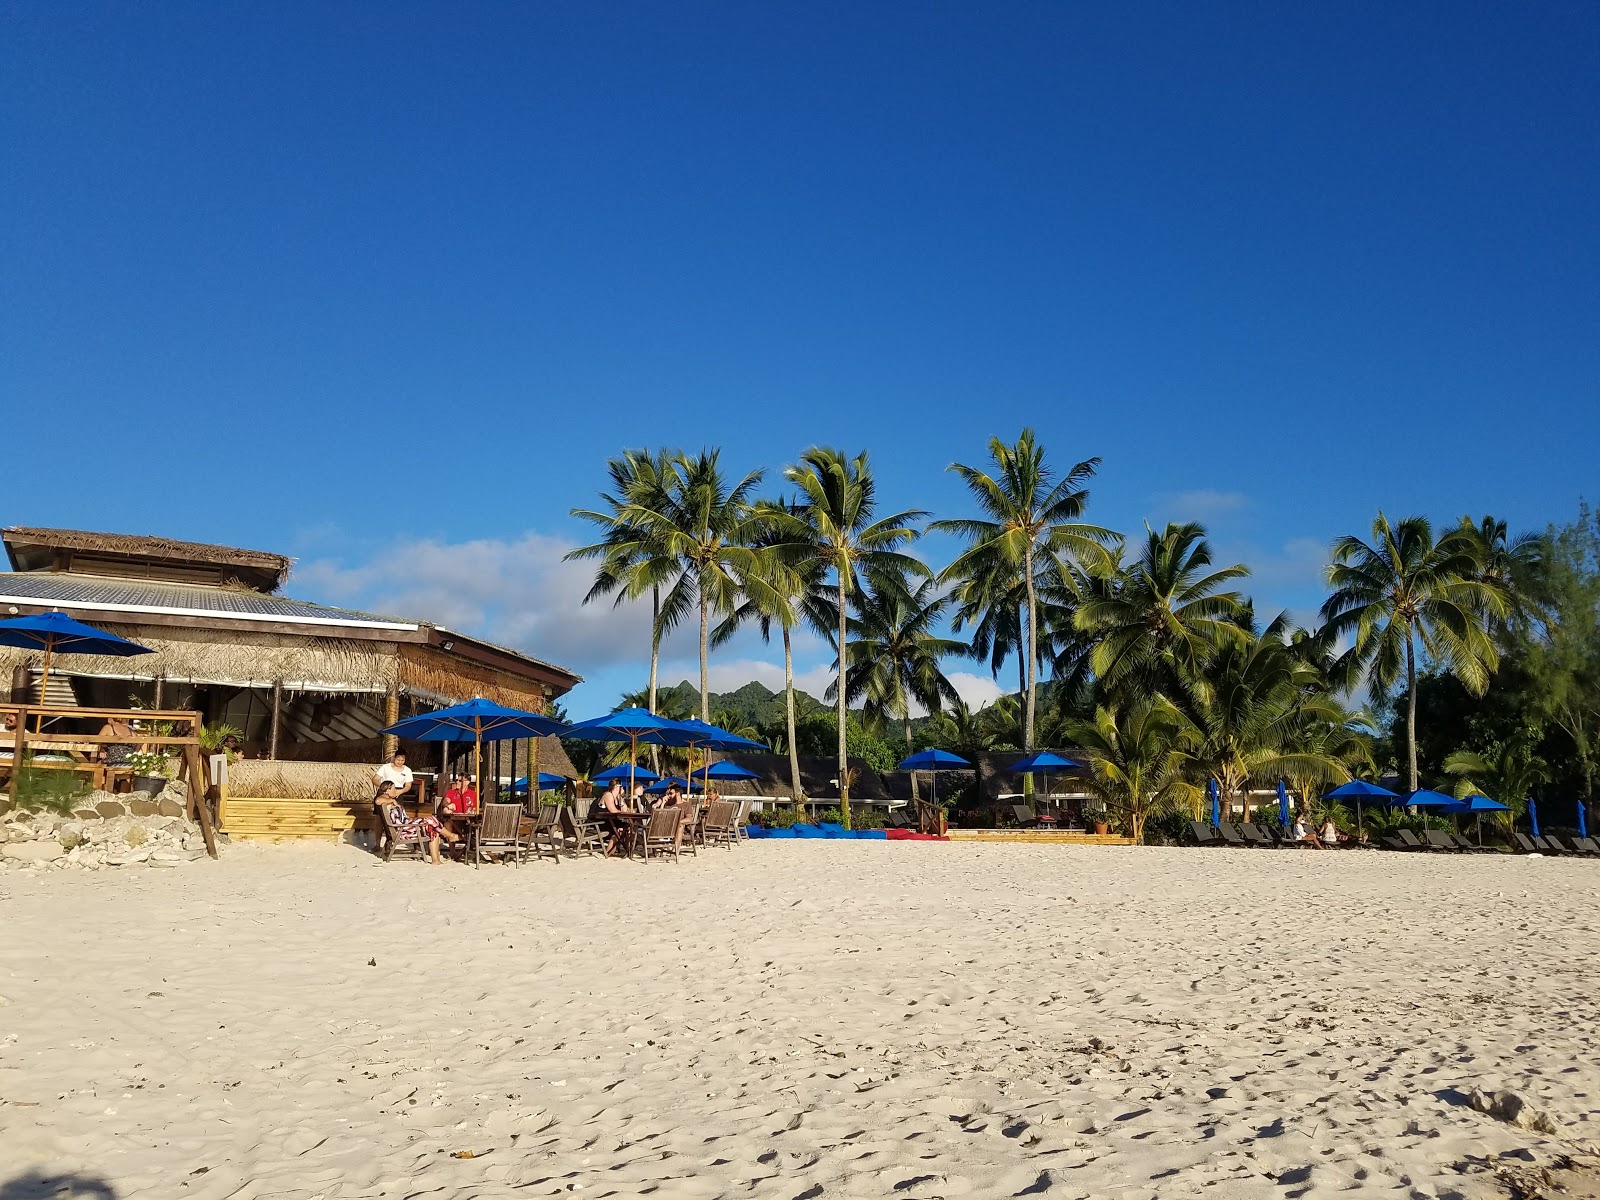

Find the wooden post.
[
  {"left": 382, "top": 683, "right": 399, "bottom": 760},
  {"left": 531, "top": 736, "right": 541, "bottom": 796},
  {"left": 7, "top": 706, "right": 27, "bottom": 809},
  {"left": 268, "top": 680, "right": 282, "bottom": 760},
  {"left": 153, "top": 675, "right": 165, "bottom": 710},
  {"left": 183, "top": 740, "right": 219, "bottom": 859}
]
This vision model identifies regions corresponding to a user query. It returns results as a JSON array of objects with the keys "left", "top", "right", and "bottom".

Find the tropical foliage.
[{"left": 569, "top": 436, "right": 1587, "bottom": 838}]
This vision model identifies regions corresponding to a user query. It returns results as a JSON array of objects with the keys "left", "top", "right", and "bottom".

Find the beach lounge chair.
[
  {"left": 1239, "top": 823, "right": 1277, "bottom": 847},
  {"left": 634, "top": 806, "right": 683, "bottom": 863},
  {"left": 1512, "top": 833, "right": 1542, "bottom": 853},
  {"left": 1535, "top": 835, "right": 1570, "bottom": 854},
  {"left": 1423, "top": 830, "right": 1464, "bottom": 852},
  {"left": 1010, "top": 804, "right": 1056, "bottom": 829},
  {"left": 1381, "top": 829, "right": 1426, "bottom": 851},
  {"left": 560, "top": 804, "right": 606, "bottom": 857},
  {"left": 475, "top": 803, "right": 526, "bottom": 867},
  {"left": 1189, "top": 819, "right": 1221, "bottom": 845},
  {"left": 1446, "top": 833, "right": 1492, "bottom": 853},
  {"left": 1573, "top": 837, "right": 1600, "bottom": 855},
  {"left": 1215, "top": 822, "right": 1248, "bottom": 847},
  {"left": 1549, "top": 834, "right": 1596, "bottom": 856},
  {"left": 885, "top": 810, "right": 912, "bottom": 829}
]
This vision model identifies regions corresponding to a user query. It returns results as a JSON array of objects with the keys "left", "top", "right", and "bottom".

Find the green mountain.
[{"left": 658, "top": 679, "right": 827, "bottom": 731}]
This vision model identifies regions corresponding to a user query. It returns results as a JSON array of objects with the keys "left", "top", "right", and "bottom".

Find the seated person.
[
  {"left": 374, "top": 782, "right": 459, "bottom": 865},
  {"left": 1319, "top": 817, "right": 1340, "bottom": 847},
  {"left": 597, "top": 781, "right": 629, "bottom": 855},
  {"left": 440, "top": 773, "right": 479, "bottom": 837},
  {"left": 97, "top": 715, "right": 140, "bottom": 766},
  {"left": 659, "top": 782, "right": 684, "bottom": 809},
  {"left": 1289, "top": 817, "right": 1310, "bottom": 843}
]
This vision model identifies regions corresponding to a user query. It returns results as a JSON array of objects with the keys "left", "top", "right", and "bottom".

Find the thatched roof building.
[{"left": 1, "top": 526, "right": 580, "bottom": 767}]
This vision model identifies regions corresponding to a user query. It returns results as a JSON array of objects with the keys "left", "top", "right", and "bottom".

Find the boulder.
[
  {"left": 123, "top": 826, "right": 149, "bottom": 847},
  {"left": 103, "top": 849, "right": 151, "bottom": 866},
  {"left": 95, "top": 800, "right": 126, "bottom": 819},
  {"left": 156, "top": 798, "right": 186, "bottom": 818},
  {"left": 2, "top": 841, "right": 65, "bottom": 863},
  {"left": 127, "top": 799, "right": 161, "bottom": 817},
  {"left": 1467, "top": 1088, "right": 1560, "bottom": 1135}
]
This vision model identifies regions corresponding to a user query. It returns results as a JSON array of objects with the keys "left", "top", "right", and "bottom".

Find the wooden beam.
[
  {"left": 268, "top": 680, "right": 282, "bottom": 760},
  {"left": 183, "top": 741, "right": 219, "bottom": 859}
]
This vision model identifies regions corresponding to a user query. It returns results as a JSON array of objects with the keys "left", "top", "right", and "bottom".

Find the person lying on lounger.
[{"left": 1320, "top": 818, "right": 1340, "bottom": 847}]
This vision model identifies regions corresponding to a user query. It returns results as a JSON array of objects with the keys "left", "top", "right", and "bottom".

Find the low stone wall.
[{"left": 0, "top": 784, "right": 215, "bottom": 871}]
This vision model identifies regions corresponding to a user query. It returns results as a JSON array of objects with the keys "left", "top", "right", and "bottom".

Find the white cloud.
[
  {"left": 944, "top": 671, "right": 1007, "bottom": 711},
  {"left": 293, "top": 531, "right": 656, "bottom": 674},
  {"left": 1149, "top": 488, "right": 1251, "bottom": 524}
]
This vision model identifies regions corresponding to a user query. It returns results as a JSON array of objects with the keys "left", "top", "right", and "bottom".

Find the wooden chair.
[
  {"left": 561, "top": 803, "right": 607, "bottom": 857},
  {"left": 525, "top": 804, "right": 563, "bottom": 863},
  {"left": 635, "top": 806, "right": 684, "bottom": 863},
  {"left": 475, "top": 803, "right": 527, "bottom": 867},
  {"left": 732, "top": 798, "right": 752, "bottom": 842},
  {"left": 377, "top": 803, "right": 428, "bottom": 863},
  {"left": 702, "top": 800, "right": 737, "bottom": 848},
  {"left": 1010, "top": 804, "right": 1055, "bottom": 829},
  {"left": 675, "top": 800, "right": 702, "bottom": 857}
]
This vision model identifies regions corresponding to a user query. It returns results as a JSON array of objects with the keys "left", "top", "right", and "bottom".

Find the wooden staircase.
[{"left": 221, "top": 796, "right": 375, "bottom": 842}]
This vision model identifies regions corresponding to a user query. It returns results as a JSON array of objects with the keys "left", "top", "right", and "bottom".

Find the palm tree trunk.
[
  {"left": 699, "top": 589, "right": 711, "bottom": 723},
  {"left": 837, "top": 573, "right": 851, "bottom": 830},
  {"left": 783, "top": 626, "right": 803, "bottom": 807},
  {"left": 649, "top": 584, "right": 662, "bottom": 772},
  {"left": 904, "top": 711, "right": 919, "bottom": 804},
  {"left": 1023, "top": 545, "right": 1038, "bottom": 751},
  {"left": 1405, "top": 630, "right": 1419, "bottom": 792}
]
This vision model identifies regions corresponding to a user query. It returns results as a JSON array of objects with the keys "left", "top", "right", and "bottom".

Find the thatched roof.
[{"left": 4, "top": 527, "right": 292, "bottom": 592}]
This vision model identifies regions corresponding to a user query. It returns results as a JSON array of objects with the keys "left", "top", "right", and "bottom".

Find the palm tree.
[
  {"left": 1443, "top": 738, "right": 1548, "bottom": 831},
  {"left": 712, "top": 499, "right": 830, "bottom": 808},
  {"left": 922, "top": 695, "right": 997, "bottom": 763},
  {"left": 1075, "top": 522, "right": 1250, "bottom": 701},
  {"left": 784, "top": 447, "right": 926, "bottom": 828},
  {"left": 619, "top": 450, "right": 766, "bottom": 722},
  {"left": 1456, "top": 514, "right": 1548, "bottom": 637},
  {"left": 1321, "top": 513, "right": 1508, "bottom": 791},
  {"left": 1067, "top": 699, "right": 1198, "bottom": 843},
  {"left": 1176, "top": 616, "right": 1346, "bottom": 822},
  {"left": 567, "top": 449, "right": 690, "bottom": 718},
  {"left": 838, "top": 575, "right": 967, "bottom": 752},
  {"left": 933, "top": 430, "right": 1114, "bottom": 750}
]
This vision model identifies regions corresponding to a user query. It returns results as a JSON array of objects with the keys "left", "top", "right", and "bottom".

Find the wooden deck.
[{"left": 946, "top": 828, "right": 1135, "bottom": 846}]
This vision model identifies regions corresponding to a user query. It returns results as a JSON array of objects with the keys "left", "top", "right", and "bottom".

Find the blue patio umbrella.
[
  {"left": 562, "top": 707, "right": 691, "bottom": 794},
  {"left": 511, "top": 772, "right": 572, "bottom": 793},
  {"left": 1392, "top": 789, "right": 1459, "bottom": 808},
  {"left": 1276, "top": 780, "right": 1292, "bottom": 828},
  {"left": 645, "top": 775, "right": 691, "bottom": 794},
  {"left": 1208, "top": 778, "right": 1221, "bottom": 828},
  {"left": 1529, "top": 796, "right": 1541, "bottom": 839},
  {"left": 1012, "top": 750, "right": 1080, "bottom": 817},
  {"left": 592, "top": 764, "right": 661, "bottom": 786},
  {"left": 898, "top": 748, "right": 971, "bottom": 823},
  {"left": 1439, "top": 793, "right": 1510, "bottom": 845},
  {"left": 0, "top": 610, "right": 153, "bottom": 728},
  {"left": 382, "top": 697, "right": 569, "bottom": 804},
  {"left": 1578, "top": 799, "right": 1589, "bottom": 840},
  {"left": 670, "top": 718, "right": 766, "bottom": 792},
  {"left": 1323, "top": 779, "right": 1398, "bottom": 835},
  {"left": 704, "top": 760, "right": 758, "bottom": 781}
]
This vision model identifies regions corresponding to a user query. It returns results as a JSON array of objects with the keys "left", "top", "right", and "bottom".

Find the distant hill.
[{"left": 658, "top": 679, "right": 827, "bottom": 730}]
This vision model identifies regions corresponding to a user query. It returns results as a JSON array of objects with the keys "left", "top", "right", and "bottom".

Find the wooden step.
[{"left": 221, "top": 796, "right": 376, "bottom": 841}]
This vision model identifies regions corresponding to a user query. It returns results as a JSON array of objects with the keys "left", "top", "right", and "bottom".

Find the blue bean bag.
[
  {"left": 765, "top": 827, "right": 798, "bottom": 838},
  {"left": 791, "top": 823, "right": 824, "bottom": 838},
  {"left": 855, "top": 830, "right": 889, "bottom": 840}
]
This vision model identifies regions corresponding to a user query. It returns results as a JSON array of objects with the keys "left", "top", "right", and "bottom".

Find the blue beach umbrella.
[
  {"left": 1323, "top": 779, "right": 1398, "bottom": 835},
  {"left": 1276, "top": 781, "right": 1292, "bottom": 828},
  {"left": 704, "top": 760, "right": 758, "bottom": 781},
  {"left": 382, "top": 697, "right": 569, "bottom": 804},
  {"left": 592, "top": 764, "right": 660, "bottom": 786},
  {"left": 562, "top": 707, "right": 691, "bottom": 793},
  {"left": 1393, "top": 789, "right": 1459, "bottom": 808},
  {"left": 1529, "top": 796, "right": 1541, "bottom": 839},
  {"left": 1578, "top": 800, "right": 1589, "bottom": 840},
  {"left": 671, "top": 718, "right": 766, "bottom": 792},
  {"left": 0, "top": 610, "right": 153, "bottom": 728},
  {"left": 645, "top": 775, "right": 691, "bottom": 794},
  {"left": 511, "top": 772, "right": 571, "bottom": 793},
  {"left": 898, "top": 748, "right": 972, "bottom": 822},
  {"left": 1012, "top": 750, "right": 1080, "bottom": 817},
  {"left": 1439, "top": 793, "right": 1510, "bottom": 845},
  {"left": 1208, "top": 778, "right": 1221, "bottom": 828}
]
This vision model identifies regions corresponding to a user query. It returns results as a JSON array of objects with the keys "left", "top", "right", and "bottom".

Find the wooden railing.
[{"left": 0, "top": 703, "right": 218, "bottom": 858}]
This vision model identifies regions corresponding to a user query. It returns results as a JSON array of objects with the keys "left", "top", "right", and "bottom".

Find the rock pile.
[{"left": 0, "top": 784, "right": 216, "bottom": 871}]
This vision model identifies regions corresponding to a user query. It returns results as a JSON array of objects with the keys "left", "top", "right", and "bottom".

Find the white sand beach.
[{"left": 3, "top": 842, "right": 1599, "bottom": 1199}]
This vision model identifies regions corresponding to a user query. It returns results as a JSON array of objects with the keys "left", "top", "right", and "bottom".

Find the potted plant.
[
  {"left": 125, "top": 750, "right": 172, "bottom": 795},
  {"left": 1084, "top": 800, "right": 1110, "bottom": 836}
]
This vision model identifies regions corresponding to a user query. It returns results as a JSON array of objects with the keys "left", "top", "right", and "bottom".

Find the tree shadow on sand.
[{"left": 0, "top": 1171, "right": 118, "bottom": 1199}]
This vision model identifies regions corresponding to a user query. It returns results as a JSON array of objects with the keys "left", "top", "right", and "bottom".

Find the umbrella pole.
[
  {"left": 33, "top": 640, "right": 56, "bottom": 733},
  {"left": 475, "top": 728, "right": 483, "bottom": 811}
]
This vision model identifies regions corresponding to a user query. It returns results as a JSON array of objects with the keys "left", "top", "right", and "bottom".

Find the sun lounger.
[
  {"left": 1215, "top": 822, "right": 1248, "bottom": 846},
  {"left": 1573, "top": 837, "right": 1600, "bottom": 855},
  {"left": 1534, "top": 835, "right": 1571, "bottom": 854},
  {"left": 1550, "top": 835, "right": 1597, "bottom": 856},
  {"left": 1189, "top": 819, "right": 1221, "bottom": 845},
  {"left": 1010, "top": 804, "right": 1056, "bottom": 829},
  {"left": 1422, "top": 830, "right": 1464, "bottom": 852},
  {"left": 1446, "top": 833, "right": 1492, "bottom": 853},
  {"left": 1238, "top": 823, "right": 1277, "bottom": 847},
  {"left": 1381, "top": 828, "right": 1425, "bottom": 851},
  {"left": 885, "top": 811, "right": 912, "bottom": 830}
]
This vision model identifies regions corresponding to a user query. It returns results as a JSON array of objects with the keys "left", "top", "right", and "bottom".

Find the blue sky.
[{"left": 4, "top": 3, "right": 1596, "bottom": 713}]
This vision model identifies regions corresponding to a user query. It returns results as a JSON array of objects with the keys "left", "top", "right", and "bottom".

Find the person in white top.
[
  {"left": 1319, "top": 818, "right": 1339, "bottom": 847},
  {"left": 1290, "top": 818, "right": 1309, "bottom": 843},
  {"left": 373, "top": 751, "right": 414, "bottom": 799}
]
